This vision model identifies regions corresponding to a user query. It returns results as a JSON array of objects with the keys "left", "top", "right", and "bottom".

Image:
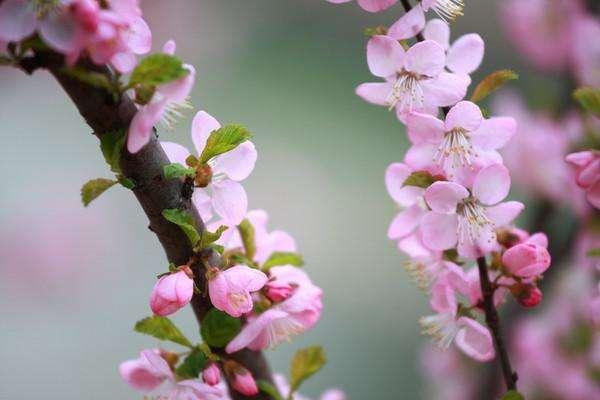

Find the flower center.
[
  {"left": 228, "top": 292, "right": 247, "bottom": 308},
  {"left": 161, "top": 98, "right": 193, "bottom": 131},
  {"left": 419, "top": 313, "right": 459, "bottom": 349},
  {"left": 386, "top": 72, "right": 424, "bottom": 111},
  {"left": 433, "top": 127, "right": 474, "bottom": 170},
  {"left": 456, "top": 198, "right": 492, "bottom": 244},
  {"left": 431, "top": 0, "right": 465, "bottom": 22}
]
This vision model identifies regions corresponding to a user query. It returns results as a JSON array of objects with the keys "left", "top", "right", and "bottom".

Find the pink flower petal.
[
  {"left": 485, "top": 201, "right": 524, "bottom": 227},
  {"left": 225, "top": 265, "right": 268, "bottom": 292},
  {"left": 127, "top": 100, "right": 167, "bottom": 153},
  {"left": 225, "top": 309, "right": 289, "bottom": 353},
  {"left": 111, "top": 51, "right": 138, "bottom": 74},
  {"left": 126, "top": 17, "right": 152, "bottom": 55},
  {"left": 161, "top": 141, "right": 192, "bottom": 166},
  {"left": 406, "top": 112, "right": 445, "bottom": 144},
  {"left": 447, "top": 33, "right": 485, "bottom": 74},
  {"left": 357, "top": 0, "right": 398, "bottom": 12},
  {"left": 158, "top": 64, "right": 195, "bottom": 103},
  {"left": 0, "top": 0, "right": 36, "bottom": 42},
  {"left": 39, "top": 11, "right": 80, "bottom": 54},
  {"left": 422, "top": 71, "right": 470, "bottom": 107},
  {"left": 473, "top": 164, "right": 511, "bottom": 205},
  {"left": 191, "top": 110, "right": 221, "bottom": 154},
  {"left": 423, "top": 19, "right": 450, "bottom": 49},
  {"left": 424, "top": 181, "right": 469, "bottom": 213},
  {"left": 470, "top": 117, "right": 516, "bottom": 151},
  {"left": 212, "top": 141, "right": 257, "bottom": 181},
  {"left": 455, "top": 317, "right": 495, "bottom": 362},
  {"left": 385, "top": 162, "right": 411, "bottom": 201},
  {"left": 420, "top": 211, "right": 458, "bottom": 250},
  {"left": 141, "top": 349, "right": 174, "bottom": 379},
  {"left": 367, "top": 35, "right": 404, "bottom": 78},
  {"left": 211, "top": 180, "right": 248, "bottom": 225},
  {"left": 388, "top": 5, "right": 426, "bottom": 40},
  {"left": 404, "top": 40, "right": 445, "bottom": 77},
  {"left": 355, "top": 82, "right": 393, "bottom": 105},
  {"left": 444, "top": 101, "right": 483, "bottom": 132},
  {"left": 387, "top": 204, "right": 425, "bottom": 240}
]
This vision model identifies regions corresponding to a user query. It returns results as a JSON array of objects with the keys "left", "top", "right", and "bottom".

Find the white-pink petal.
[
  {"left": 191, "top": 110, "right": 221, "bottom": 155},
  {"left": 425, "top": 181, "right": 468, "bottom": 213},
  {"left": 406, "top": 112, "right": 445, "bottom": 144},
  {"left": 355, "top": 82, "right": 393, "bottom": 106},
  {"left": 388, "top": 5, "right": 426, "bottom": 40},
  {"left": 444, "top": 101, "right": 483, "bottom": 132},
  {"left": 387, "top": 204, "right": 425, "bottom": 240},
  {"left": 470, "top": 117, "right": 516, "bottom": 151},
  {"left": 404, "top": 40, "right": 446, "bottom": 77},
  {"left": 447, "top": 34, "right": 485, "bottom": 75},
  {"left": 420, "top": 211, "right": 458, "bottom": 250},
  {"left": 367, "top": 35, "right": 404, "bottom": 78},
  {"left": 161, "top": 141, "right": 192, "bottom": 166},
  {"left": 211, "top": 180, "right": 248, "bottom": 225},
  {"left": 455, "top": 317, "right": 495, "bottom": 362},
  {"left": 0, "top": 0, "right": 36, "bottom": 42},
  {"left": 422, "top": 71, "right": 470, "bottom": 107},
  {"left": 473, "top": 164, "right": 511, "bottom": 205},
  {"left": 212, "top": 141, "right": 257, "bottom": 181},
  {"left": 485, "top": 201, "right": 524, "bottom": 227},
  {"left": 423, "top": 19, "right": 450, "bottom": 49}
]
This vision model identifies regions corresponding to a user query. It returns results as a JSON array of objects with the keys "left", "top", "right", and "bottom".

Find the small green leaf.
[
  {"left": 470, "top": 69, "right": 519, "bottom": 103},
  {"left": 62, "top": 66, "right": 114, "bottom": 91},
  {"left": 262, "top": 252, "right": 304, "bottom": 271},
  {"left": 257, "top": 380, "right": 284, "bottom": 400},
  {"left": 363, "top": 26, "right": 388, "bottom": 37},
  {"left": 81, "top": 178, "right": 117, "bottom": 206},
  {"left": 501, "top": 390, "right": 525, "bottom": 400},
  {"left": 198, "top": 225, "right": 228, "bottom": 250},
  {"left": 402, "top": 171, "right": 437, "bottom": 188},
  {"left": 573, "top": 87, "right": 600, "bottom": 117},
  {"left": 199, "top": 124, "right": 252, "bottom": 164},
  {"left": 175, "top": 350, "right": 208, "bottom": 379},
  {"left": 99, "top": 130, "right": 126, "bottom": 173},
  {"left": 130, "top": 53, "right": 189, "bottom": 87},
  {"left": 238, "top": 219, "right": 257, "bottom": 260},
  {"left": 289, "top": 346, "right": 327, "bottom": 393},
  {"left": 118, "top": 176, "right": 135, "bottom": 189},
  {"left": 164, "top": 163, "right": 196, "bottom": 180},
  {"left": 134, "top": 316, "right": 193, "bottom": 348},
  {"left": 162, "top": 208, "right": 201, "bottom": 246},
  {"left": 587, "top": 248, "right": 600, "bottom": 257},
  {"left": 200, "top": 308, "right": 242, "bottom": 348}
]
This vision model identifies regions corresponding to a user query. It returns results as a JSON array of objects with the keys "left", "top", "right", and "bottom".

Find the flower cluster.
[{"left": 348, "top": 2, "right": 553, "bottom": 364}]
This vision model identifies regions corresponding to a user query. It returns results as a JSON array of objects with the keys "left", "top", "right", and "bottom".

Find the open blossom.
[
  {"left": 162, "top": 110, "right": 257, "bottom": 224},
  {"left": 128, "top": 40, "right": 195, "bottom": 153},
  {"left": 325, "top": 0, "right": 398, "bottom": 13},
  {"left": 406, "top": 101, "right": 515, "bottom": 180},
  {"left": 274, "top": 374, "right": 346, "bottom": 400},
  {"left": 150, "top": 270, "right": 194, "bottom": 316},
  {"left": 0, "top": 0, "right": 151, "bottom": 69},
  {"left": 226, "top": 266, "right": 322, "bottom": 353},
  {"left": 420, "top": 274, "right": 495, "bottom": 362},
  {"left": 420, "top": 164, "right": 524, "bottom": 258},
  {"left": 120, "top": 349, "right": 223, "bottom": 399},
  {"left": 356, "top": 35, "right": 469, "bottom": 121},
  {"left": 566, "top": 151, "right": 600, "bottom": 210},
  {"left": 208, "top": 265, "right": 268, "bottom": 317}
]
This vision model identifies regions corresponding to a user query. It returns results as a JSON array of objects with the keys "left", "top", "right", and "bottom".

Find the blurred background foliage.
[{"left": 0, "top": 1, "right": 564, "bottom": 398}]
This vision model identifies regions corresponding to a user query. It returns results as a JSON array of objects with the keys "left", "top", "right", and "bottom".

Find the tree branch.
[{"left": 22, "top": 50, "right": 272, "bottom": 398}]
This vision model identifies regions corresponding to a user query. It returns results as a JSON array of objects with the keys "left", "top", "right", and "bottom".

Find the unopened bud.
[
  {"left": 202, "top": 363, "right": 221, "bottom": 386},
  {"left": 265, "top": 281, "right": 294, "bottom": 302},
  {"left": 512, "top": 284, "right": 542, "bottom": 308},
  {"left": 195, "top": 164, "right": 213, "bottom": 187}
]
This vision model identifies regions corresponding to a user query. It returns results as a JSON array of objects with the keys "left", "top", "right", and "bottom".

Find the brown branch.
[
  {"left": 476, "top": 257, "right": 518, "bottom": 392},
  {"left": 20, "top": 49, "right": 273, "bottom": 398}
]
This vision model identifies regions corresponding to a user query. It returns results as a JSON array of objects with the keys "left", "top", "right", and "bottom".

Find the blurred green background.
[{"left": 0, "top": 1, "right": 547, "bottom": 398}]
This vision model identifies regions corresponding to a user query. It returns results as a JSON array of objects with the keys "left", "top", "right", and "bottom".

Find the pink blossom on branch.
[
  {"left": 325, "top": 0, "right": 398, "bottom": 13},
  {"left": 207, "top": 264, "right": 268, "bottom": 317},
  {"left": 566, "top": 150, "right": 600, "bottom": 210},
  {"left": 149, "top": 269, "right": 194, "bottom": 317}
]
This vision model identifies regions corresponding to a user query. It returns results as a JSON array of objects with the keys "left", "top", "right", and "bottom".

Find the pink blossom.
[
  {"left": 566, "top": 150, "right": 600, "bottom": 209},
  {"left": 120, "top": 350, "right": 223, "bottom": 399},
  {"left": 202, "top": 363, "right": 221, "bottom": 386},
  {"left": 325, "top": 0, "right": 398, "bottom": 13},
  {"left": 128, "top": 40, "right": 196, "bottom": 153},
  {"left": 355, "top": 35, "right": 469, "bottom": 120},
  {"left": 420, "top": 164, "right": 524, "bottom": 258},
  {"left": 273, "top": 374, "right": 346, "bottom": 400},
  {"left": 208, "top": 265, "right": 268, "bottom": 317},
  {"left": 227, "top": 364, "right": 258, "bottom": 396},
  {"left": 420, "top": 277, "right": 495, "bottom": 362},
  {"left": 571, "top": 15, "right": 600, "bottom": 86},
  {"left": 502, "top": 237, "right": 551, "bottom": 279},
  {"left": 226, "top": 266, "right": 322, "bottom": 353},
  {"left": 420, "top": 344, "right": 477, "bottom": 400},
  {"left": 406, "top": 101, "right": 515, "bottom": 179},
  {"left": 161, "top": 111, "right": 257, "bottom": 224},
  {"left": 149, "top": 270, "right": 194, "bottom": 316},
  {"left": 389, "top": 2, "right": 466, "bottom": 40}
]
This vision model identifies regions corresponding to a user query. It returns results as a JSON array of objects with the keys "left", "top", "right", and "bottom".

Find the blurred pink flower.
[
  {"left": 325, "top": 0, "right": 398, "bottom": 13},
  {"left": 566, "top": 150, "right": 600, "bottom": 210},
  {"left": 274, "top": 374, "right": 346, "bottom": 400},
  {"left": 502, "top": 236, "right": 551, "bottom": 279}
]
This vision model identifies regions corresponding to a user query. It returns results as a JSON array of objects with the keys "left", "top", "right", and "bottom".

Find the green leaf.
[
  {"left": 164, "top": 163, "right": 196, "bottom": 180},
  {"left": 289, "top": 346, "right": 327, "bottom": 393},
  {"left": 118, "top": 176, "right": 135, "bottom": 189},
  {"left": 81, "top": 178, "right": 117, "bottom": 207},
  {"left": 200, "top": 308, "right": 242, "bottom": 348},
  {"left": 175, "top": 350, "right": 208, "bottom": 379},
  {"left": 62, "top": 66, "right": 114, "bottom": 91},
  {"left": 402, "top": 171, "right": 437, "bottom": 188},
  {"left": 573, "top": 87, "right": 600, "bottom": 117},
  {"left": 198, "top": 225, "right": 228, "bottom": 250},
  {"left": 587, "top": 248, "right": 600, "bottom": 257},
  {"left": 262, "top": 252, "right": 304, "bottom": 271},
  {"left": 470, "top": 69, "right": 519, "bottom": 103},
  {"left": 257, "top": 380, "right": 284, "bottom": 400},
  {"left": 130, "top": 53, "right": 189, "bottom": 87},
  {"left": 99, "top": 130, "right": 126, "bottom": 173},
  {"left": 501, "top": 390, "right": 525, "bottom": 400},
  {"left": 162, "top": 208, "right": 201, "bottom": 246},
  {"left": 238, "top": 219, "right": 256, "bottom": 260},
  {"left": 134, "top": 316, "right": 193, "bottom": 348},
  {"left": 199, "top": 124, "right": 252, "bottom": 164}
]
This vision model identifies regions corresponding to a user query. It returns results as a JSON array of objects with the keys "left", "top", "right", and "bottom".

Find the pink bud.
[
  {"left": 513, "top": 284, "right": 543, "bottom": 308},
  {"left": 229, "top": 365, "right": 258, "bottom": 396},
  {"left": 202, "top": 363, "right": 221, "bottom": 386},
  {"left": 70, "top": 0, "right": 100, "bottom": 32},
  {"left": 265, "top": 281, "right": 294, "bottom": 302},
  {"left": 150, "top": 270, "right": 194, "bottom": 316},
  {"left": 502, "top": 243, "right": 550, "bottom": 278},
  {"left": 118, "top": 350, "right": 166, "bottom": 392}
]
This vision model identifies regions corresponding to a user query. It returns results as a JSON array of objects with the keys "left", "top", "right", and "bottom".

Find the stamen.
[
  {"left": 386, "top": 72, "right": 424, "bottom": 111},
  {"left": 403, "top": 261, "right": 433, "bottom": 291},
  {"left": 433, "top": 127, "right": 474, "bottom": 170},
  {"left": 431, "top": 0, "right": 465, "bottom": 22},
  {"left": 456, "top": 198, "right": 493, "bottom": 246},
  {"left": 160, "top": 98, "right": 193, "bottom": 131},
  {"left": 419, "top": 313, "right": 459, "bottom": 349},
  {"left": 32, "top": 0, "right": 61, "bottom": 18}
]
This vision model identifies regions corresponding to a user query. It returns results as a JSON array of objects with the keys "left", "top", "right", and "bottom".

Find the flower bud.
[
  {"left": 202, "top": 363, "right": 221, "bottom": 386},
  {"left": 265, "top": 281, "right": 294, "bottom": 302},
  {"left": 512, "top": 284, "right": 542, "bottom": 308},
  {"left": 150, "top": 270, "right": 194, "bottom": 316},
  {"left": 195, "top": 164, "right": 213, "bottom": 188},
  {"left": 502, "top": 242, "right": 550, "bottom": 278},
  {"left": 225, "top": 361, "right": 259, "bottom": 396}
]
